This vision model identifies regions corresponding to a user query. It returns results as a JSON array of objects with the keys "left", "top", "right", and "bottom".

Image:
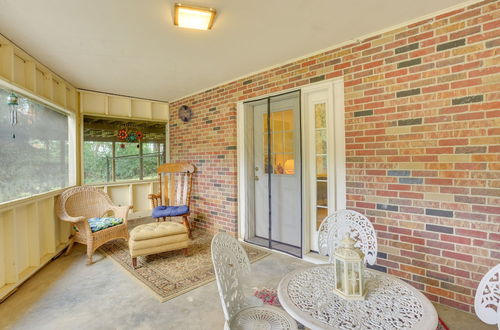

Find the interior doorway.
[{"left": 243, "top": 90, "right": 302, "bottom": 257}]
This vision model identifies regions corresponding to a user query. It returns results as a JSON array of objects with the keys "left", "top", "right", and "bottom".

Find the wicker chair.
[
  {"left": 317, "top": 209, "right": 378, "bottom": 265},
  {"left": 148, "top": 163, "right": 195, "bottom": 238},
  {"left": 56, "top": 186, "right": 131, "bottom": 264},
  {"left": 211, "top": 233, "right": 298, "bottom": 330}
]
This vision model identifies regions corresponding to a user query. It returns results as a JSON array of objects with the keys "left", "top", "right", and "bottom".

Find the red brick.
[
  {"left": 441, "top": 265, "right": 470, "bottom": 278},
  {"left": 443, "top": 251, "right": 473, "bottom": 262},
  {"left": 168, "top": 2, "right": 499, "bottom": 313},
  {"left": 441, "top": 234, "right": 471, "bottom": 245}
]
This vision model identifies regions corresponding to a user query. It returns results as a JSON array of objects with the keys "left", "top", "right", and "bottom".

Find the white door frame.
[{"left": 237, "top": 78, "right": 346, "bottom": 257}]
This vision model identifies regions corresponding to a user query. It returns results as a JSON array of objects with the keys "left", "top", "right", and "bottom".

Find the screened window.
[
  {"left": 0, "top": 87, "right": 71, "bottom": 203},
  {"left": 83, "top": 117, "right": 166, "bottom": 184}
]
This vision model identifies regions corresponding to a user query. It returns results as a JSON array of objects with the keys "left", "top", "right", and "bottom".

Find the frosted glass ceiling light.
[{"left": 174, "top": 3, "right": 216, "bottom": 30}]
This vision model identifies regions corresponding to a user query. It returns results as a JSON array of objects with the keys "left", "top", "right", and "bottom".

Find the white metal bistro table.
[{"left": 277, "top": 265, "right": 438, "bottom": 330}]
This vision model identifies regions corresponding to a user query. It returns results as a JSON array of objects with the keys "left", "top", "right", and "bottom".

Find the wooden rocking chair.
[{"left": 148, "top": 163, "right": 196, "bottom": 238}]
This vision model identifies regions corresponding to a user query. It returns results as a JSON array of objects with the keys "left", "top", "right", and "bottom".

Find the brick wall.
[{"left": 169, "top": 0, "right": 499, "bottom": 313}]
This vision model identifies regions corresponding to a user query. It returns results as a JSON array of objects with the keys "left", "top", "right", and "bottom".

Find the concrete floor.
[{"left": 0, "top": 244, "right": 494, "bottom": 330}]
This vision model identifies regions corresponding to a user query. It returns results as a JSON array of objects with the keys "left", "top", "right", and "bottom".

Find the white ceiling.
[{"left": 0, "top": 0, "right": 469, "bottom": 102}]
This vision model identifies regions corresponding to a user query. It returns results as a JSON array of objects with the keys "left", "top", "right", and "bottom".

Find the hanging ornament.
[
  {"left": 120, "top": 143, "right": 125, "bottom": 149},
  {"left": 117, "top": 126, "right": 145, "bottom": 144},
  {"left": 7, "top": 93, "right": 19, "bottom": 139}
]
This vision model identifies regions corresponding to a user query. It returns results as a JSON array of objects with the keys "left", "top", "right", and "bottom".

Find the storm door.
[{"left": 244, "top": 91, "right": 302, "bottom": 257}]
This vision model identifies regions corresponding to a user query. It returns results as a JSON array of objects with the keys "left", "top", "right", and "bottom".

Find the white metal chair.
[
  {"left": 211, "top": 233, "right": 298, "bottom": 330},
  {"left": 474, "top": 264, "right": 500, "bottom": 329},
  {"left": 317, "top": 209, "right": 378, "bottom": 265}
]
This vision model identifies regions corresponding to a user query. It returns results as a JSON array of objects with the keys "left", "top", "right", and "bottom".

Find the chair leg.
[
  {"left": 183, "top": 216, "right": 192, "bottom": 239},
  {"left": 86, "top": 243, "right": 93, "bottom": 265},
  {"left": 132, "top": 257, "right": 137, "bottom": 269},
  {"left": 65, "top": 237, "right": 75, "bottom": 256},
  {"left": 183, "top": 248, "right": 189, "bottom": 257}
]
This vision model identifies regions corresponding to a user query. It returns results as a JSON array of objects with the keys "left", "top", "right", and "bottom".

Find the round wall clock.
[{"left": 178, "top": 105, "right": 193, "bottom": 122}]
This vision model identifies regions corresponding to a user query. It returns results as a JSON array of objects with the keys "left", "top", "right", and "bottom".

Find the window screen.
[{"left": 0, "top": 88, "right": 70, "bottom": 203}]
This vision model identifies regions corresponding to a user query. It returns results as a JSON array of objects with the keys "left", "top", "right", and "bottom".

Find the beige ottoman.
[{"left": 129, "top": 222, "right": 190, "bottom": 268}]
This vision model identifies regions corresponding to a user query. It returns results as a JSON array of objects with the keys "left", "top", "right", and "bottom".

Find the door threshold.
[
  {"left": 302, "top": 252, "right": 328, "bottom": 265},
  {"left": 239, "top": 238, "right": 303, "bottom": 260}
]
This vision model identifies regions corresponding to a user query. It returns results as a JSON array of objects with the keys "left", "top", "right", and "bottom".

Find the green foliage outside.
[{"left": 84, "top": 141, "right": 164, "bottom": 184}]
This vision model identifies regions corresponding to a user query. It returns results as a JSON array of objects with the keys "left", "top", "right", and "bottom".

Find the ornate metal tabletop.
[{"left": 277, "top": 265, "right": 438, "bottom": 330}]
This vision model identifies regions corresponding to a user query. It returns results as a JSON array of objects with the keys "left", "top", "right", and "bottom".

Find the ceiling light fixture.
[{"left": 174, "top": 3, "right": 216, "bottom": 30}]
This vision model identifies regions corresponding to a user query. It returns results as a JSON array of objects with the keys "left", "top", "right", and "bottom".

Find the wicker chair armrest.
[
  {"left": 58, "top": 215, "right": 86, "bottom": 223},
  {"left": 110, "top": 205, "right": 132, "bottom": 221}
]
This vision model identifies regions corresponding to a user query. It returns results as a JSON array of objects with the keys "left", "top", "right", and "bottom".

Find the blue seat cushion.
[
  {"left": 152, "top": 205, "right": 189, "bottom": 218},
  {"left": 87, "top": 217, "right": 124, "bottom": 233}
]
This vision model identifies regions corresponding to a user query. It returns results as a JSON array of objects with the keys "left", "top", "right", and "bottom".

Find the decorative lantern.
[
  {"left": 7, "top": 92, "right": 19, "bottom": 139},
  {"left": 333, "top": 234, "right": 366, "bottom": 300}
]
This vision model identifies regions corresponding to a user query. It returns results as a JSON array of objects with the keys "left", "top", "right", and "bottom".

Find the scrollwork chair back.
[
  {"left": 474, "top": 264, "right": 500, "bottom": 328},
  {"left": 318, "top": 209, "right": 378, "bottom": 265},
  {"left": 211, "top": 233, "right": 252, "bottom": 325}
]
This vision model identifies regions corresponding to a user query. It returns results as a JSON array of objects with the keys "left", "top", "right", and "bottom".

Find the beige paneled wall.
[
  {"left": 0, "top": 36, "right": 168, "bottom": 302},
  {"left": 94, "top": 180, "right": 160, "bottom": 215},
  {"left": 0, "top": 191, "right": 71, "bottom": 301},
  {"left": 79, "top": 90, "right": 169, "bottom": 215},
  {"left": 0, "top": 35, "right": 78, "bottom": 113},
  {"left": 79, "top": 90, "right": 169, "bottom": 121},
  {"left": 0, "top": 34, "right": 79, "bottom": 302}
]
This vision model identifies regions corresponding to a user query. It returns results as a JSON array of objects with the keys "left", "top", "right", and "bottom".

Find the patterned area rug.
[{"left": 99, "top": 218, "right": 270, "bottom": 302}]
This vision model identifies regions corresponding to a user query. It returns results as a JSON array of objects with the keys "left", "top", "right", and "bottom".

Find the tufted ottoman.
[{"left": 129, "top": 221, "right": 190, "bottom": 268}]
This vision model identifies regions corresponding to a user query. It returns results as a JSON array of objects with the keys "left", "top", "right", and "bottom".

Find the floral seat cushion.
[{"left": 88, "top": 217, "right": 124, "bottom": 232}]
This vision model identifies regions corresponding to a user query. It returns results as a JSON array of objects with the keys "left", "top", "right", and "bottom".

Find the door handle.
[{"left": 255, "top": 176, "right": 259, "bottom": 181}]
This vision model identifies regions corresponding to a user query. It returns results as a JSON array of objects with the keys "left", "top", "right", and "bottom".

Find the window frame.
[
  {"left": 80, "top": 117, "right": 168, "bottom": 186},
  {"left": 82, "top": 139, "right": 167, "bottom": 185}
]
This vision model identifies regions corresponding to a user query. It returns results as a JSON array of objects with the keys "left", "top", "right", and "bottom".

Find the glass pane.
[
  {"left": 274, "top": 154, "right": 285, "bottom": 174},
  {"left": 143, "top": 142, "right": 160, "bottom": 179},
  {"left": 273, "top": 132, "right": 284, "bottom": 153},
  {"left": 115, "top": 142, "right": 140, "bottom": 181},
  {"left": 263, "top": 113, "right": 268, "bottom": 131},
  {"left": 317, "top": 207, "right": 328, "bottom": 230},
  {"left": 317, "top": 181, "right": 328, "bottom": 207},
  {"left": 84, "top": 117, "right": 166, "bottom": 183},
  {"left": 282, "top": 110, "right": 294, "bottom": 131},
  {"left": 0, "top": 88, "right": 69, "bottom": 203},
  {"left": 283, "top": 154, "right": 295, "bottom": 175},
  {"left": 84, "top": 141, "right": 113, "bottom": 184},
  {"left": 315, "top": 103, "right": 326, "bottom": 128},
  {"left": 315, "top": 129, "right": 327, "bottom": 154},
  {"left": 284, "top": 132, "right": 293, "bottom": 153},
  {"left": 270, "top": 111, "right": 283, "bottom": 132},
  {"left": 316, "top": 155, "right": 327, "bottom": 179}
]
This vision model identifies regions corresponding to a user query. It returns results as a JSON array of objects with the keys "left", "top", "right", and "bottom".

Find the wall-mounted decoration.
[
  {"left": 178, "top": 105, "right": 193, "bottom": 122},
  {"left": 7, "top": 92, "right": 18, "bottom": 138}
]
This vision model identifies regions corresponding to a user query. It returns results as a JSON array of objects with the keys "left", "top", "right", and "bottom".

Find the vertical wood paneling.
[
  {"left": 0, "top": 44, "right": 14, "bottom": 80},
  {"left": 27, "top": 203, "right": 41, "bottom": 267},
  {"left": 2, "top": 211, "right": 18, "bottom": 283},
  {"left": 0, "top": 212, "right": 6, "bottom": 287},
  {"left": 13, "top": 208, "right": 29, "bottom": 275}
]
